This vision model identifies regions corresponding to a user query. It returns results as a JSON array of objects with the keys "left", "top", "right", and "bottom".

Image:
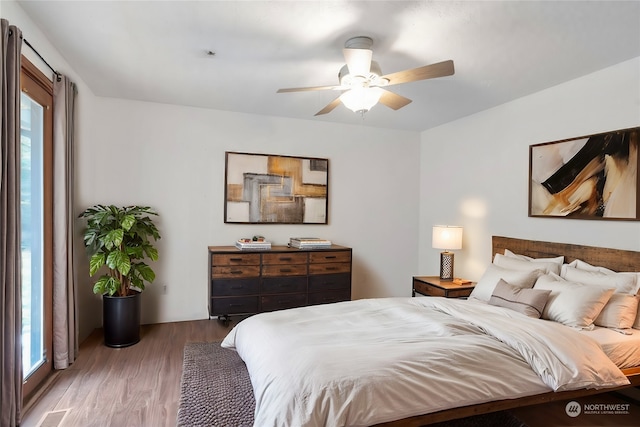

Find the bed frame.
[{"left": 375, "top": 235, "right": 640, "bottom": 427}]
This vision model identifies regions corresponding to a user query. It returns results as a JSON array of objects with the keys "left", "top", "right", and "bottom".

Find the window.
[{"left": 20, "top": 57, "right": 53, "bottom": 400}]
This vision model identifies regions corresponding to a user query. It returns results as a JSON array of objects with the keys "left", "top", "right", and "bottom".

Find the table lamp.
[{"left": 432, "top": 225, "right": 463, "bottom": 281}]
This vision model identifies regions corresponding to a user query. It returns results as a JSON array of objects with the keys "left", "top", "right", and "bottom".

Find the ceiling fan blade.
[
  {"left": 343, "top": 48, "right": 372, "bottom": 76},
  {"left": 314, "top": 96, "right": 342, "bottom": 116},
  {"left": 378, "top": 89, "right": 412, "bottom": 110},
  {"left": 381, "top": 60, "right": 454, "bottom": 86},
  {"left": 277, "top": 85, "right": 343, "bottom": 93}
]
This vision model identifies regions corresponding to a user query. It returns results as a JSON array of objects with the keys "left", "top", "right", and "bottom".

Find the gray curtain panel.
[
  {"left": 52, "top": 76, "right": 78, "bottom": 370},
  {"left": 0, "top": 18, "right": 23, "bottom": 427}
]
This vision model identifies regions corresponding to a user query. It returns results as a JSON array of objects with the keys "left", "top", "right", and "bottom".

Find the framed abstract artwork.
[
  {"left": 224, "top": 152, "right": 329, "bottom": 224},
  {"left": 529, "top": 127, "right": 639, "bottom": 221}
]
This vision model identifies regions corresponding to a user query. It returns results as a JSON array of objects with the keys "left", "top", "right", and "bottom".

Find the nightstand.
[{"left": 412, "top": 276, "right": 476, "bottom": 298}]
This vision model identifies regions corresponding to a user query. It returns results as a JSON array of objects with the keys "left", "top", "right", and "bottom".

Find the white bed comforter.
[{"left": 221, "top": 297, "right": 629, "bottom": 427}]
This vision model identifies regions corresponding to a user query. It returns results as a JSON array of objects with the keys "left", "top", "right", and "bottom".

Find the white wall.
[
  {"left": 77, "top": 98, "right": 421, "bottom": 331},
  {"left": 4, "top": 0, "right": 421, "bottom": 340},
  {"left": 419, "top": 57, "right": 640, "bottom": 281}
]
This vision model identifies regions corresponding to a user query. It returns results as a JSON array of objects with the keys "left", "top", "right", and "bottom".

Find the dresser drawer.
[
  {"left": 262, "top": 264, "right": 308, "bottom": 277},
  {"left": 308, "top": 289, "right": 351, "bottom": 305},
  {"left": 212, "top": 253, "right": 260, "bottom": 266},
  {"left": 262, "top": 252, "right": 308, "bottom": 265},
  {"left": 309, "top": 262, "right": 351, "bottom": 275},
  {"left": 261, "top": 293, "right": 307, "bottom": 312},
  {"left": 308, "top": 273, "right": 350, "bottom": 292},
  {"left": 210, "top": 296, "right": 259, "bottom": 315},
  {"left": 262, "top": 276, "right": 307, "bottom": 294},
  {"left": 212, "top": 265, "right": 260, "bottom": 278},
  {"left": 211, "top": 278, "right": 260, "bottom": 296},
  {"left": 309, "top": 251, "right": 351, "bottom": 264}
]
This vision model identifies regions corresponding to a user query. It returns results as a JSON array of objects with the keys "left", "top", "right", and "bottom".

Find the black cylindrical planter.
[{"left": 103, "top": 292, "right": 141, "bottom": 348}]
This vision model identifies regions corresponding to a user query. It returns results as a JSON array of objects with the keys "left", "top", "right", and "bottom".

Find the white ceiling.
[{"left": 16, "top": 0, "right": 640, "bottom": 132}]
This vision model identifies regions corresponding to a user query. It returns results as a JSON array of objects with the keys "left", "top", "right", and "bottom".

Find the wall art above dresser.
[{"left": 224, "top": 151, "right": 329, "bottom": 224}]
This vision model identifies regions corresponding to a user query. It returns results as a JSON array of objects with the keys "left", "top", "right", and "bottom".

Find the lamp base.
[{"left": 440, "top": 251, "right": 455, "bottom": 281}]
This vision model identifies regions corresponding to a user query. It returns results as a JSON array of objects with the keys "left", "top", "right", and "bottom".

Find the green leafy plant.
[{"left": 80, "top": 205, "right": 161, "bottom": 296}]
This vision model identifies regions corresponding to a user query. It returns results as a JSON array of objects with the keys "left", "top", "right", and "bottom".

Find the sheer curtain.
[
  {"left": 52, "top": 75, "right": 78, "bottom": 369},
  {"left": 0, "top": 18, "right": 23, "bottom": 427}
]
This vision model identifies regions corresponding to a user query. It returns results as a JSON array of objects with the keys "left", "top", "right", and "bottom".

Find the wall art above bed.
[
  {"left": 529, "top": 127, "right": 639, "bottom": 221},
  {"left": 224, "top": 151, "right": 328, "bottom": 224}
]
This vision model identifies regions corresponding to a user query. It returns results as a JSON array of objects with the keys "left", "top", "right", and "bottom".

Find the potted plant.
[{"left": 79, "top": 205, "right": 161, "bottom": 347}]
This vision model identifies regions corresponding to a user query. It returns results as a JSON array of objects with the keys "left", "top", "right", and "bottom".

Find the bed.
[{"left": 221, "top": 236, "right": 640, "bottom": 426}]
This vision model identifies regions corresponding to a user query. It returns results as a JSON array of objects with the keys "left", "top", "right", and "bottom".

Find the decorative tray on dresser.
[{"left": 208, "top": 245, "right": 352, "bottom": 324}]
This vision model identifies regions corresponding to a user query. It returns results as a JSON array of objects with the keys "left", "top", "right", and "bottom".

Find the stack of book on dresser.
[
  {"left": 235, "top": 238, "right": 272, "bottom": 250},
  {"left": 289, "top": 237, "right": 332, "bottom": 249}
]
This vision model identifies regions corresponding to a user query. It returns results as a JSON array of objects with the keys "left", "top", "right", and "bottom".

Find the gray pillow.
[
  {"left": 489, "top": 279, "right": 552, "bottom": 318},
  {"left": 469, "top": 264, "right": 543, "bottom": 302}
]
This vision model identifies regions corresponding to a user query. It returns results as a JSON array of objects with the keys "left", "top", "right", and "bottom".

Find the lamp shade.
[
  {"left": 432, "top": 226, "right": 463, "bottom": 251},
  {"left": 340, "top": 87, "right": 383, "bottom": 113}
]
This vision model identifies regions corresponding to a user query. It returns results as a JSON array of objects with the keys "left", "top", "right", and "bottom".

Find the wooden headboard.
[{"left": 492, "top": 236, "right": 640, "bottom": 273}]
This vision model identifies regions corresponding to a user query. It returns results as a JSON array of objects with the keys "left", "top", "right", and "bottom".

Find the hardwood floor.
[
  {"left": 21, "top": 319, "right": 236, "bottom": 427},
  {"left": 22, "top": 319, "right": 640, "bottom": 427}
]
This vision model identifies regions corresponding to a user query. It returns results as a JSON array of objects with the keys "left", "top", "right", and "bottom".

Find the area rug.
[
  {"left": 177, "top": 341, "right": 527, "bottom": 427},
  {"left": 177, "top": 342, "right": 255, "bottom": 427}
]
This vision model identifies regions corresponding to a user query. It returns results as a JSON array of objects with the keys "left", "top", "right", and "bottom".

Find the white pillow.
[
  {"left": 469, "top": 264, "right": 543, "bottom": 302},
  {"left": 561, "top": 265, "right": 637, "bottom": 294},
  {"left": 595, "top": 293, "right": 639, "bottom": 329},
  {"left": 534, "top": 273, "right": 614, "bottom": 330},
  {"left": 565, "top": 259, "right": 640, "bottom": 293},
  {"left": 635, "top": 290, "right": 640, "bottom": 330},
  {"left": 504, "top": 249, "right": 564, "bottom": 265},
  {"left": 494, "top": 253, "right": 561, "bottom": 275},
  {"left": 567, "top": 259, "right": 615, "bottom": 273}
]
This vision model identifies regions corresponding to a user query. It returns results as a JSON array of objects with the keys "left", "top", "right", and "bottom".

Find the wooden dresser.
[{"left": 208, "top": 245, "right": 352, "bottom": 323}]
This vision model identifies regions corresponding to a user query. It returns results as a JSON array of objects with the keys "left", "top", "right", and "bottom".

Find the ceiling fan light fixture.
[
  {"left": 339, "top": 61, "right": 383, "bottom": 87},
  {"left": 340, "top": 87, "right": 383, "bottom": 114}
]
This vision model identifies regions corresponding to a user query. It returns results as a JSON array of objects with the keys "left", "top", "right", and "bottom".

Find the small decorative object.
[
  {"left": 235, "top": 238, "right": 271, "bottom": 250},
  {"left": 432, "top": 225, "right": 463, "bottom": 281},
  {"left": 224, "top": 151, "right": 328, "bottom": 224},
  {"left": 79, "top": 205, "right": 161, "bottom": 347},
  {"left": 529, "top": 127, "right": 639, "bottom": 220}
]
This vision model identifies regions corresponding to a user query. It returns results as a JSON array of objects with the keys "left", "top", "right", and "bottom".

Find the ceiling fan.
[{"left": 277, "top": 36, "right": 455, "bottom": 116}]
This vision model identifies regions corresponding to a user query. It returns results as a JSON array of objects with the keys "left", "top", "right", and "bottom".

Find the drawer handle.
[
  {"left": 228, "top": 303, "right": 244, "bottom": 307},
  {"left": 230, "top": 285, "right": 243, "bottom": 289},
  {"left": 324, "top": 256, "right": 337, "bottom": 259},
  {"left": 279, "top": 257, "right": 292, "bottom": 261},
  {"left": 229, "top": 258, "right": 243, "bottom": 262},
  {"left": 230, "top": 270, "right": 243, "bottom": 275},
  {"left": 325, "top": 267, "right": 338, "bottom": 271},
  {"left": 280, "top": 268, "right": 292, "bottom": 273}
]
